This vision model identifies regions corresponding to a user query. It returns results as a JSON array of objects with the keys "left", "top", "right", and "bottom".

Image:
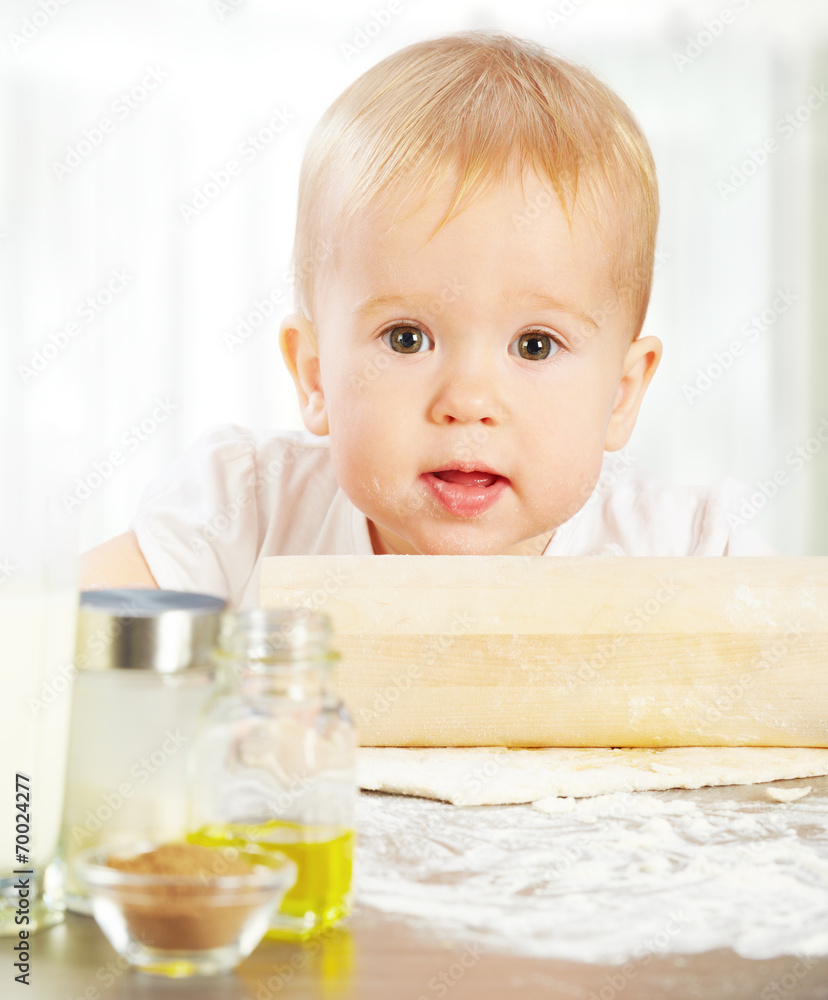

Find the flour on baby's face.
[{"left": 308, "top": 169, "right": 647, "bottom": 556}]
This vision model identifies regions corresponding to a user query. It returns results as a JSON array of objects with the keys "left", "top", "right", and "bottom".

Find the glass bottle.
[
  {"left": 59, "top": 589, "right": 226, "bottom": 913},
  {"left": 187, "top": 607, "right": 356, "bottom": 940}
]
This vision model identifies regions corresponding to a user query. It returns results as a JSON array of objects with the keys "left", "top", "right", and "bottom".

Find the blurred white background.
[{"left": 1, "top": 0, "right": 826, "bottom": 554}]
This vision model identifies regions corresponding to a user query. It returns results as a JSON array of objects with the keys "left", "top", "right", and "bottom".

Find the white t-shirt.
[{"left": 130, "top": 423, "right": 777, "bottom": 609}]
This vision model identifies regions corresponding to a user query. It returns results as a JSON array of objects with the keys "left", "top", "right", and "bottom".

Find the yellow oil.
[{"left": 187, "top": 820, "right": 354, "bottom": 941}]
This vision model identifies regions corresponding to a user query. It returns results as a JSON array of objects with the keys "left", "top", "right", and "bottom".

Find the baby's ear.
[
  {"left": 604, "top": 335, "right": 662, "bottom": 451},
  {"left": 278, "top": 312, "right": 329, "bottom": 436}
]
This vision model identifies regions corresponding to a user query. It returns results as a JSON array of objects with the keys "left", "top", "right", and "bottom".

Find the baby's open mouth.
[
  {"left": 431, "top": 469, "right": 501, "bottom": 488},
  {"left": 420, "top": 467, "right": 510, "bottom": 517}
]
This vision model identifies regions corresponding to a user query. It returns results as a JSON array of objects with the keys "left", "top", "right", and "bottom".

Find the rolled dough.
[{"left": 357, "top": 746, "right": 828, "bottom": 806}]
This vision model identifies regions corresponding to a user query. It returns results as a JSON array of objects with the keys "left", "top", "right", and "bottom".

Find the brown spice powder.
[
  {"left": 108, "top": 843, "right": 252, "bottom": 878},
  {"left": 107, "top": 843, "right": 265, "bottom": 951}
]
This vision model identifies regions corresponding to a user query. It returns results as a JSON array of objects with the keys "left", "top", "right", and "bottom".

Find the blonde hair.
[{"left": 291, "top": 29, "right": 659, "bottom": 339}]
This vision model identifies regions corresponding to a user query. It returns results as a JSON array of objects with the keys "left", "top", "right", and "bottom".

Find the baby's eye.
[
  {"left": 381, "top": 324, "right": 433, "bottom": 354},
  {"left": 511, "top": 330, "right": 561, "bottom": 361}
]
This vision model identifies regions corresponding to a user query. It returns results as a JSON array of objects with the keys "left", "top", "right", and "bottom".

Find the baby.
[{"left": 81, "top": 30, "right": 775, "bottom": 606}]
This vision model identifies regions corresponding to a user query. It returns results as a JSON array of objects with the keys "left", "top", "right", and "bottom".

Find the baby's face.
[{"left": 283, "top": 170, "right": 660, "bottom": 555}]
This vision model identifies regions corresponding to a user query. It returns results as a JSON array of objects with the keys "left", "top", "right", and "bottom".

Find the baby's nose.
[{"left": 428, "top": 366, "right": 503, "bottom": 425}]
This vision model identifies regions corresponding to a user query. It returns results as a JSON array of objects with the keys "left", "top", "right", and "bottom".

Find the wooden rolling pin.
[{"left": 259, "top": 556, "right": 828, "bottom": 748}]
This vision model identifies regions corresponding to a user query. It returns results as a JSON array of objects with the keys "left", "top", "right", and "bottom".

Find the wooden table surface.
[
  {"left": 8, "top": 904, "right": 827, "bottom": 1000},
  {"left": 5, "top": 778, "right": 828, "bottom": 1000}
]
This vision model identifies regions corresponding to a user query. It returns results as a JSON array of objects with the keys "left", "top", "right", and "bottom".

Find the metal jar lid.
[{"left": 76, "top": 589, "right": 227, "bottom": 673}]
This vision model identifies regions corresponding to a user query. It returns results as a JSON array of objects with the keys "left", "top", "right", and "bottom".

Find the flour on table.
[
  {"left": 356, "top": 782, "right": 828, "bottom": 963},
  {"left": 357, "top": 746, "right": 828, "bottom": 806}
]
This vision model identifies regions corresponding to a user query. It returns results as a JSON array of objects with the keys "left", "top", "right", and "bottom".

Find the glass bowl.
[{"left": 74, "top": 841, "right": 297, "bottom": 977}]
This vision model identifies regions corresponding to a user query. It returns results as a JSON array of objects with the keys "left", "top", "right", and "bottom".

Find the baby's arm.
[{"left": 79, "top": 530, "right": 159, "bottom": 590}]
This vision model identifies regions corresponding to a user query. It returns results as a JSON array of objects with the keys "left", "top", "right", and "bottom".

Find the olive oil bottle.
[
  {"left": 188, "top": 608, "right": 357, "bottom": 940},
  {"left": 189, "top": 820, "right": 354, "bottom": 939}
]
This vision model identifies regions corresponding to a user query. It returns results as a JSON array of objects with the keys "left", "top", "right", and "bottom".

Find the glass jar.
[
  {"left": 59, "top": 589, "right": 226, "bottom": 914},
  {"left": 187, "top": 607, "right": 356, "bottom": 940}
]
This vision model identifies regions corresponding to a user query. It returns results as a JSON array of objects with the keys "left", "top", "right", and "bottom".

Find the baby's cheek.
[
  {"left": 328, "top": 431, "right": 366, "bottom": 489},
  {"left": 565, "top": 467, "right": 602, "bottom": 517},
  {"left": 532, "top": 452, "right": 603, "bottom": 522},
  {"left": 327, "top": 432, "right": 392, "bottom": 511}
]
